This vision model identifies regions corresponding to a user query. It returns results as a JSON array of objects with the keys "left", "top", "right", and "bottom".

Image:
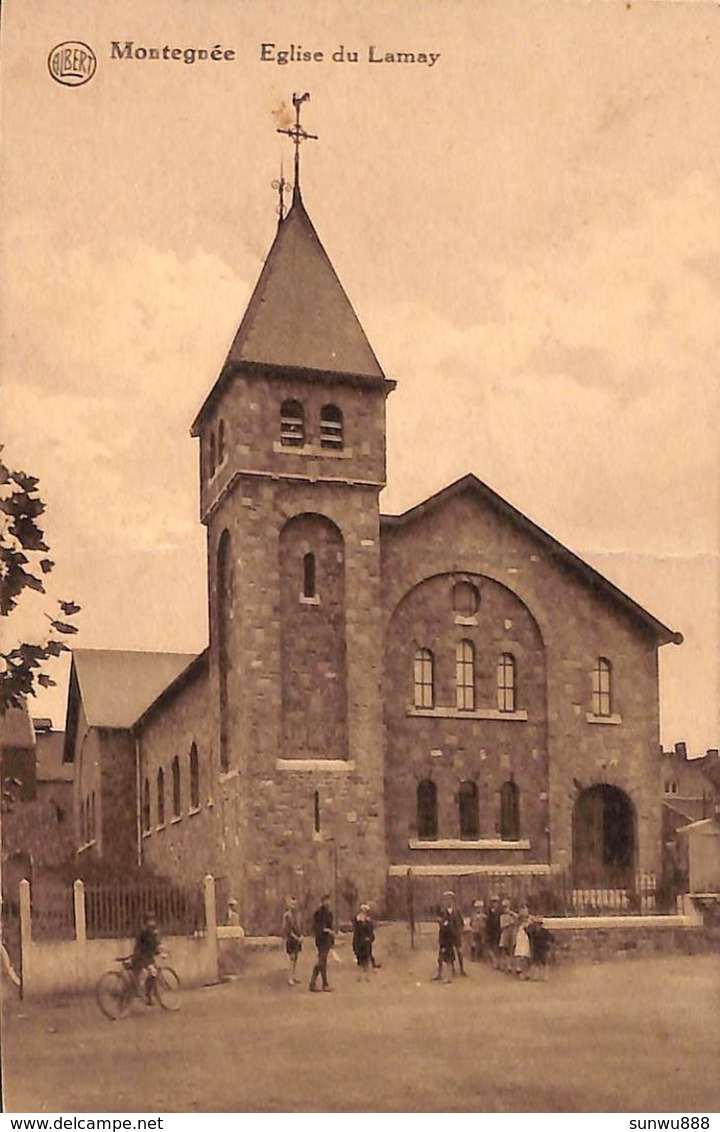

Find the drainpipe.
[{"left": 134, "top": 730, "right": 143, "bottom": 868}]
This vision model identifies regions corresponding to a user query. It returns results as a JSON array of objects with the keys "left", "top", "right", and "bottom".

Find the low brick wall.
[{"left": 379, "top": 915, "right": 720, "bottom": 964}]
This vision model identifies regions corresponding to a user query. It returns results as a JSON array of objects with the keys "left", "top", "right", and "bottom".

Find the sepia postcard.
[{"left": 1, "top": 0, "right": 719, "bottom": 1120}]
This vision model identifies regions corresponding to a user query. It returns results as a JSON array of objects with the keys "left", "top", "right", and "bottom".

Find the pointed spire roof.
[{"left": 223, "top": 193, "right": 384, "bottom": 379}]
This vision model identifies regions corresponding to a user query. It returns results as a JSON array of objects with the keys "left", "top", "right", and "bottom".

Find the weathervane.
[{"left": 276, "top": 92, "right": 318, "bottom": 197}]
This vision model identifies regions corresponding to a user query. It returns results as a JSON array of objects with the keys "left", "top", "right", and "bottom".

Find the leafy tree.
[{"left": 0, "top": 447, "right": 80, "bottom": 712}]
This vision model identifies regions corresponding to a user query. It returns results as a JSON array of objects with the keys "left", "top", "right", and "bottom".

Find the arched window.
[
  {"left": 217, "top": 530, "right": 233, "bottom": 772},
  {"left": 417, "top": 779, "right": 438, "bottom": 840},
  {"left": 217, "top": 419, "right": 225, "bottom": 464},
  {"left": 171, "top": 756, "right": 181, "bottom": 819},
  {"left": 142, "top": 777, "right": 151, "bottom": 832},
  {"left": 80, "top": 798, "right": 87, "bottom": 844},
  {"left": 413, "top": 647, "right": 434, "bottom": 709},
  {"left": 208, "top": 431, "right": 216, "bottom": 478},
  {"left": 320, "top": 404, "right": 343, "bottom": 450},
  {"left": 458, "top": 780, "right": 479, "bottom": 839},
  {"left": 189, "top": 744, "right": 200, "bottom": 811},
  {"left": 452, "top": 580, "right": 479, "bottom": 617},
  {"left": 592, "top": 657, "right": 612, "bottom": 717},
  {"left": 456, "top": 639, "right": 475, "bottom": 711},
  {"left": 497, "top": 653, "right": 516, "bottom": 713},
  {"left": 500, "top": 780, "right": 520, "bottom": 841},
  {"left": 90, "top": 792, "right": 96, "bottom": 841},
  {"left": 280, "top": 400, "right": 305, "bottom": 447},
  {"left": 157, "top": 767, "right": 165, "bottom": 827},
  {"left": 303, "top": 552, "right": 316, "bottom": 598}
]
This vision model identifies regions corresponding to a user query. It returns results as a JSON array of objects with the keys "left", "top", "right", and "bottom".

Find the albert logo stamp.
[{"left": 48, "top": 42, "right": 97, "bottom": 86}]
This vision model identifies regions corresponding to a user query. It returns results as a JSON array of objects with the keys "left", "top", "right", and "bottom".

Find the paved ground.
[{"left": 2, "top": 937, "right": 719, "bottom": 1113}]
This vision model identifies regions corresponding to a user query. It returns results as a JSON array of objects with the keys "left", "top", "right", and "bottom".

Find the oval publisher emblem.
[{"left": 48, "top": 41, "right": 97, "bottom": 86}]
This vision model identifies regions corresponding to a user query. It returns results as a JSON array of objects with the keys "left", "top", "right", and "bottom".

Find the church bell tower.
[{"left": 190, "top": 95, "right": 395, "bottom": 928}]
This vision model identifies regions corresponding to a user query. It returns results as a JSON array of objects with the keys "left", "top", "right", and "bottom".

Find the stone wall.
[{"left": 381, "top": 483, "right": 665, "bottom": 880}]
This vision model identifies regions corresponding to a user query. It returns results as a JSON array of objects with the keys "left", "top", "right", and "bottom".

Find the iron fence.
[
  {"left": 391, "top": 869, "right": 661, "bottom": 924},
  {"left": 84, "top": 880, "right": 205, "bottom": 940}
]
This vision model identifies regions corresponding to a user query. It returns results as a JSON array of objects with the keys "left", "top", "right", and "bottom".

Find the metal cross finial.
[
  {"left": 271, "top": 165, "right": 291, "bottom": 222},
  {"left": 276, "top": 92, "right": 318, "bottom": 196}
]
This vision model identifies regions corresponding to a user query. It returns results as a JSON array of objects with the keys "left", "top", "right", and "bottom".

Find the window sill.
[
  {"left": 454, "top": 615, "right": 478, "bottom": 626},
  {"left": 586, "top": 713, "right": 622, "bottom": 726},
  {"left": 142, "top": 830, "right": 152, "bottom": 839},
  {"left": 407, "top": 707, "right": 528, "bottom": 722},
  {"left": 188, "top": 805, "right": 202, "bottom": 816},
  {"left": 170, "top": 816, "right": 182, "bottom": 825},
  {"left": 273, "top": 442, "right": 352, "bottom": 459},
  {"left": 155, "top": 823, "right": 166, "bottom": 832},
  {"left": 299, "top": 594, "right": 320, "bottom": 606},
  {"left": 77, "top": 840, "right": 97, "bottom": 853},
  {"left": 276, "top": 758, "right": 355, "bottom": 773},
  {"left": 219, "top": 768, "right": 239, "bottom": 782},
  {"left": 408, "top": 838, "right": 531, "bottom": 851}
]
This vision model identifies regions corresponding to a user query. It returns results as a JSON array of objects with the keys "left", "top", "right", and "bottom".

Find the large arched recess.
[
  {"left": 279, "top": 513, "right": 348, "bottom": 759},
  {"left": 572, "top": 784, "right": 636, "bottom": 887},
  {"left": 384, "top": 571, "right": 546, "bottom": 718}
]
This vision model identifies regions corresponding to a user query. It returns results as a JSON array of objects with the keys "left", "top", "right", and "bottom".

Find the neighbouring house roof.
[
  {"left": 676, "top": 818, "right": 720, "bottom": 837},
  {"left": 133, "top": 648, "right": 209, "bottom": 730},
  {"left": 0, "top": 703, "right": 35, "bottom": 751},
  {"left": 192, "top": 193, "right": 391, "bottom": 434},
  {"left": 380, "top": 473, "right": 682, "bottom": 647},
  {"left": 63, "top": 648, "right": 198, "bottom": 761}
]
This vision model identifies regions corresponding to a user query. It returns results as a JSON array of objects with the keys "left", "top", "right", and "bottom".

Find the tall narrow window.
[
  {"left": 417, "top": 779, "right": 438, "bottom": 840},
  {"left": 208, "top": 432, "right": 216, "bottom": 478},
  {"left": 456, "top": 639, "right": 475, "bottom": 711},
  {"left": 80, "top": 798, "right": 87, "bottom": 844},
  {"left": 142, "top": 777, "right": 151, "bottom": 833},
  {"left": 497, "top": 653, "right": 516, "bottom": 713},
  {"left": 320, "top": 404, "right": 344, "bottom": 450},
  {"left": 189, "top": 744, "right": 200, "bottom": 811},
  {"left": 458, "top": 780, "right": 479, "bottom": 839},
  {"left": 217, "top": 419, "right": 225, "bottom": 464},
  {"left": 157, "top": 767, "right": 165, "bottom": 827},
  {"left": 313, "top": 790, "right": 321, "bottom": 834},
  {"left": 171, "top": 756, "right": 181, "bottom": 819},
  {"left": 592, "top": 657, "right": 612, "bottom": 717},
  {"left": 90, "top": 792, "right": 96, "bottom": 841},
  {"left": 413, "top": 647, "right": 434, "bottom": 708},
  {"left": 303, "top": 552, "right": 316, "bottom": 598},
  {"left": 280, "top": 400, "right": 305, "bottom": 447},
  {"left": 500, "top": 780, "right": 520, "bottom": 841}
]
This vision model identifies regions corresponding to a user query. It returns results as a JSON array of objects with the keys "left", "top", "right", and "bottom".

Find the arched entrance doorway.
[{"left": 572, "top": 784, "right": 635, "bottom": 886}]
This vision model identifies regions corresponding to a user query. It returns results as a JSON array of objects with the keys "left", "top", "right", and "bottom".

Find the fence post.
[
  {"left": 203, "top": 875, "right": 218, "bottom": 983},
  {"left": 73, "top": 879, "right": 87, "bottom": 990},
  {"left": 18, "top": 878, "right": 31, "bottom": 999}
]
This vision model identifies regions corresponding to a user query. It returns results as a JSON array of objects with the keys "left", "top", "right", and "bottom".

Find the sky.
[{"left": 2, "top": 0, "right": 718, "bottom": 752}]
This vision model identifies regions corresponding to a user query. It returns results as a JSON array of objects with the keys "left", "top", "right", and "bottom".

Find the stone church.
[{"left": 63, "top": 111, "right": 682, "bottom": 931}]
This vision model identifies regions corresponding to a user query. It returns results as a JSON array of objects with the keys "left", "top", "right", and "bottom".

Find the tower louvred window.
[
  {"left": 280, "top": 400, "right": 305, "bottom": 447},
  {"left": 320, "top": 404, "right": 343, "bottom": 449}
]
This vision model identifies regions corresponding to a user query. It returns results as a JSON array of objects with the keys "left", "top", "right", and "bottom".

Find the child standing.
[
  {"left": 498, "top": 899, "right": 517, "bottom": 973},
  {"left": 352, "top": 903, "right": 375, "bottom": 980},
  {"left": 469, "top": 899, "right": 487, "bottom": 962},
  {"left": 513, "top": 908, "right": 532, "bottom": 978},
  {"left": 282, "top": 897, "right": 303, "bottom": 986}
]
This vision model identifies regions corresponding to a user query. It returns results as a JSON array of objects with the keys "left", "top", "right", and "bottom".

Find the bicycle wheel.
[
  {"left": 154, "top": 966, "right": 181, "bottom": 1011},
  {"left": 96, "top": 970, "right": 132, "bottom": 1020}
]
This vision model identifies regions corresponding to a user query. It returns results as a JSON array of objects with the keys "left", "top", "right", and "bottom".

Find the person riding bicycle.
[{"left": 130, "top": 910, "right": 161, "bottom": 1005}]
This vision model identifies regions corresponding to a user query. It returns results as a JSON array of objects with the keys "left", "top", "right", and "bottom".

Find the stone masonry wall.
[{"left": 381, "top": 486, "right": 666, "bottom": 880}]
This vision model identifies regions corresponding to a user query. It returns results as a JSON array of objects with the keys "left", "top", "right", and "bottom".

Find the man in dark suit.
[{"left": 309, "top": 894, "right": 335, "bottom": 992}]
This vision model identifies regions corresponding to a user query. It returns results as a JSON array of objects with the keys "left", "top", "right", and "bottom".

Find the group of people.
[
  {"left": 278, "top": 890, "right": 555, "bottom": 992},
  {"left": 466, "top": 893, "right": 553, "bottom": 981},
  {"left": 281, "top": 894, "right": 380, "bottom": 992}
]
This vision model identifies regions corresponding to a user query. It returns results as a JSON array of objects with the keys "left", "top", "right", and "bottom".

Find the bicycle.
[{"left": 95, "top": 954, "right": 181, "bottom": 1020}]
